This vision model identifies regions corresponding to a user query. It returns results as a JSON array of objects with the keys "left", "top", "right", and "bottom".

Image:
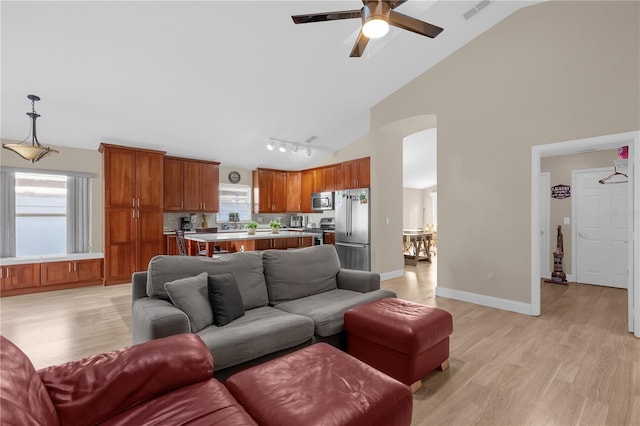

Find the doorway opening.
[
  {"left": 402, "top": 127, "right": 438, "bottom": 294},
  {"left": 531, "top": 131, "right": 639, "bottom": 338}
]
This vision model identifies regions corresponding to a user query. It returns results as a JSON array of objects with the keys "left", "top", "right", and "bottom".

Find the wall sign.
[{"left": 551, "top": 184, "right": 570, "bottom": 199}]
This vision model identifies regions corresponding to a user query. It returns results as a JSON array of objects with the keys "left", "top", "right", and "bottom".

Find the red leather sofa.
[{"left": 0, "top": 334, "right": 412, "bottom": 426}]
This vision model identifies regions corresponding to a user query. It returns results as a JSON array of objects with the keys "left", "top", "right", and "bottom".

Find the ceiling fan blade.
[
  {"left": 350, "top": 32, "right": 370, "bottom": 57},
  {"left": 292, "top": 10, "right": 361, "bottom": 24},
  {"left": 390, "top": 0, "right": 409, "bottom": 10},
  {"left": 389, "top": 10, "right": 444, "bottom": 38}
]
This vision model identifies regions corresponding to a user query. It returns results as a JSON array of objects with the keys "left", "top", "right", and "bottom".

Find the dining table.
[{"left": 402, "top": 230, "right": 432, "bottom": 265}]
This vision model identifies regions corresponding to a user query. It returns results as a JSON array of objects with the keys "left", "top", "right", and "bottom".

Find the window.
[
  {"left": 0, "top": 169, "right": 91, "bottom": 258},
  {"left": 15, "top": 173, "right": 67, "bottom": 256},
  {"left": 216, "top": 184, "right": 251, "bottom": 222}
]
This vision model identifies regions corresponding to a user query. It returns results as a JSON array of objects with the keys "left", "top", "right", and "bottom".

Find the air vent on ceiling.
[{"left": 463, "top": 0, "right": 491, "bottom": 20}]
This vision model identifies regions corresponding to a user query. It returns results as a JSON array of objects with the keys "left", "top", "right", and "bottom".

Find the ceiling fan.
[{"left": 291, "top": 0, "right": 444, "bottom": 57}]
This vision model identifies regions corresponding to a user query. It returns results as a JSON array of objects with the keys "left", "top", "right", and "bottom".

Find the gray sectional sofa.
[{"left": 132, "top": 245, "right": 395, "bottom": 378}]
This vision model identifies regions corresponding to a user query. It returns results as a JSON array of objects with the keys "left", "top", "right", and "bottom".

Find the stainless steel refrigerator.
[{"left": 335, "top": 188, "right": 370, "bottom": 271}]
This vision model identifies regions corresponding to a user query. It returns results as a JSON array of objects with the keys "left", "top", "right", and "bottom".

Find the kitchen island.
[{"left": 184, "top": 230, "right": 317, "bottom": 256}]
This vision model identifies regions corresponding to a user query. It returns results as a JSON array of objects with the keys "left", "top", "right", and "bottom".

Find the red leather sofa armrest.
[{"left": 38, "top": 334, "right": 214, "bottom": 426}]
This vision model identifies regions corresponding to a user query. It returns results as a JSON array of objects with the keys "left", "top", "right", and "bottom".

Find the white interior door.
[
  {"left": 539, "top": 173, "right": 550, "bottom": 278},
  {"left": 574, "top": 169, "right": 628, "bottom": 288}
]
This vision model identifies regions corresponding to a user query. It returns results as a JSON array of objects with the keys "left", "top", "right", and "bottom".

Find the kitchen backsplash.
[{"left": 163, "top": 211, "right": 334, "bottom": 231}]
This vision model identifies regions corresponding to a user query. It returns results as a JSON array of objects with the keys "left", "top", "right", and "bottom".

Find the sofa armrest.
[
  {"left": 132, "top": 297, "right": 190, "bottom": 344},
  {"left": 38, "top": 334, "right": 214, "bottom": 426},
  {"left": 132, "top": 271, "right": 148, "bottom": 301},
  {"left": 336, "top": 269, "right": 381, "bottom": 293}
]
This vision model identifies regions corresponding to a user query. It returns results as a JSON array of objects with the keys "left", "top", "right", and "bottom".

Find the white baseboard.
[
  {"left": 380, "top": 269, "right": 404, "bottom": 281},
  {"left": 436, "top": 286, "right": 533, "bottom": 316}
]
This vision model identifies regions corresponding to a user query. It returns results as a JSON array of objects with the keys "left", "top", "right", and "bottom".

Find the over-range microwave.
[{"left": 311, "top": 191, "right": 334, "bottom": 211}]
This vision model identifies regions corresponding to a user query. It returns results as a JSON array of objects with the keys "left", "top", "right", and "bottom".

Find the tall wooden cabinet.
[
  {"left": 100, "top": 144, "right": 165, "bottom": 285},
  {"left": 164, "top": 157, "right": 220, "bottom": 212}
]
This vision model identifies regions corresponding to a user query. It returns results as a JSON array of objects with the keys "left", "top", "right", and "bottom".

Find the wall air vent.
[{"left": 463, "top": 0, "right": 491, "bottom": 20}]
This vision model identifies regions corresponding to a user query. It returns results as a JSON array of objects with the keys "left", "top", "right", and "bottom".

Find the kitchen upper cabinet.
[
  {"left": 286, "top": 172, "right": 301, "bottom": 212},
  {"left": 313, "top": 166, "right": 336, "bottom": 193},
  {"left": 0, "top": 263, "right": 40, "bottom": 291},
  {"left": 253, "top": 169, "right": 287, "bottom": 213},
  {"left": 337, "top": 157, "right": 370, "bottom": 189},
  {"left": 163, "top": 158, "right": 184, "bottom": 211},
  {"left": 41, "top": 259, "right": 103, "bottom": 287},
  {"left": 101, "top": 144, "right": 165, "bottom": 285},
  {"left": 165, "top": 157, "right": 220, "bottom": 212},
  {"left": 300, "top": 170, "right": 315, "bottom": 213}
]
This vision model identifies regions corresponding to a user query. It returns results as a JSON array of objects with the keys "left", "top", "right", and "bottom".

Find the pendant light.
[{"left": 3, "top": 95, "right": 59, "bottom": 163}]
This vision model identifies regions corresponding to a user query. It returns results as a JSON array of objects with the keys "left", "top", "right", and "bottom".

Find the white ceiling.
[{"left": 1, "top": 1, "right": 537, "bottom": 177}]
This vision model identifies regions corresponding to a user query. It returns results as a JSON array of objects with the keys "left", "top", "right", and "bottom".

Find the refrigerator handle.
[
  {"left": 347, "top": 196, "right": 352, "bottom": 236},
  {"left": 335, "top": 242, "right": 368, "bottom": 248}
]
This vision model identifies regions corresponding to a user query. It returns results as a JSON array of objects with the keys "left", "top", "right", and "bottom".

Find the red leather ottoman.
[
  {"left": 344, "top": 298, "right": 453, "bottom": 392},
  {"left": 224, "top": 342, "right": 412, "bottom": 426}
]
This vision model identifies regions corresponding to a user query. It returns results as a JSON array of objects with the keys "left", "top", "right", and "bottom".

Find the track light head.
[
  {"left": 305, "top": 148, "right": 312, "bottom": 158},
  {"left": 279, "top": 142, "right": 287, "bottom": 152},
  {"left": 266, "top": 140, "right": 275, "bottom": 151}
]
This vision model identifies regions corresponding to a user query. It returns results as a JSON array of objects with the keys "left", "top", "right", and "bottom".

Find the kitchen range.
[{"left": 303, "top": 217, "right": 335, "bottom": 246}]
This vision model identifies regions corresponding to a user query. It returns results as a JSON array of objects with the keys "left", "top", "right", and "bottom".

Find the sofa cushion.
[
  {"left": 197, "top": 307, "right": 314, "bottom": 370},
  {"left": 208, "top": 273, "right": 245, "bottom": 326},
  {"left": 0, "top": 336, "right": 60, "bottom": 426},
  {"left": 262, "top": 245, "right": 340, "bottom": 304},
  {"left": 274, "top": 289, "right": 397, "bottom": 337},
  {"left": 164, "top": 272, "right": 212, "bottom": 332},
  {"left": 147, "top": 253, "right": 269, "bottom": 310},
  {"left": 99, "top": 380, "right": 257, "bottom": 426},
  {"left": 38, "top": 334, "right": 214, "bottom": 426}
]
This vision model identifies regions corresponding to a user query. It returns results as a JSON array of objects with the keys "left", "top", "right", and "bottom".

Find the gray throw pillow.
[
  {"left": 208, "top": 273, "right": 245, "bottom": 326},
  {"left": 164, "top": 272, "right": 213, "bottom": 333}
]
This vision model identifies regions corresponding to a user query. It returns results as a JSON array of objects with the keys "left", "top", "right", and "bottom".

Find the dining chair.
[
  {"left": 175, "top": 230, "right": 207, "bottom": 256},
  {"left": 194, "top": 227, "right": 229, "bottom": 254}
]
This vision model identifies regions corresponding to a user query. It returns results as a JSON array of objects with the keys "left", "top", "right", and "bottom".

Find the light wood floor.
[{"left": 1, "top": 257, "right": 639, "bottom": 426}]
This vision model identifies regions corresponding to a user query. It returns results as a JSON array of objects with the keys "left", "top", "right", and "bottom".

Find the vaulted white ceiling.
[{"left": 1, "top": 1, "right": 538, "bottom": 175}]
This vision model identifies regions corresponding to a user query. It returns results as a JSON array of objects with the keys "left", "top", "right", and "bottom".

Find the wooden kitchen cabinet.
[
  {"left": 41, "top": 259, "right": 103, "bottom": 287},
  {"left": 0, "top": 263, "right": 40, "bottom": 291},
  {"left": 101, "top": 144, "right": 165, "bottom": 285},
  {"left": 255, "top": 238, "right": 288, "bottom": 250},
  {"left": 164, "top": 157, "right": 220, "bottom": 213},
  {"left": 300, "top": 170, "right": 315, "bottom": 213},
  {"left": 253, "top": 169, "right": 288, "bottom": 213},
  {"left": 286, "top": 171, "right": 301, "bottom": 212},
  {"left": 337, "top": 157, "right": 370, "bottom": 189},
  {"left": 323, "top": 232, "right": 335, "bottom": 245},
  {"left": 286, "top": 236, "right": 313, "bottom": 249},
  {"left": 313, "top": 166, "right": 336, "bottom": 193}
]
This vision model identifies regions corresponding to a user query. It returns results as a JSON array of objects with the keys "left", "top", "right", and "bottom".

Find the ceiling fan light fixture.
[
  {"left": 362, "top": 1, "right": 390, "bottom": 39},
  {"left": 362, "top": 18, "right": 389, "bottom": 38}
]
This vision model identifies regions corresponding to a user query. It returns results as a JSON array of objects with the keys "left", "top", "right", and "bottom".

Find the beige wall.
[
  {"left": 541, "top": 149, "right": 618, "bottom": 275},
  {"left": 423, "top": 185, "right": 437, "bottom": 227},
  {"left": 403, "top": 188, "right": 424, "bottom": 229},
  {"left": 0, "top": 140, "right": 103, "bottom": 253},
  {"left": 367, "top": 1, "right": 639, "bottom": 300}
]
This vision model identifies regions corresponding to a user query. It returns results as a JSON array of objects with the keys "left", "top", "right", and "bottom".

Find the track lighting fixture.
[{"left": 266, "top": 137, "right": 314, "bottom": 158}]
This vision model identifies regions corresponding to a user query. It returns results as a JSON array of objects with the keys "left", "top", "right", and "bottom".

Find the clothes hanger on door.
[{"left": 598, "top": 166, "right": 628, "bottom": 184}]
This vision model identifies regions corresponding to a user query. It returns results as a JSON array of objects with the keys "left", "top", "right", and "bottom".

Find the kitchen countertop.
[
  {"left": 184, "top": 230, "right": 317, "bottom": 242},
  {"left": 0, "top": 252, "right": 104, "bottom": 266}
]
